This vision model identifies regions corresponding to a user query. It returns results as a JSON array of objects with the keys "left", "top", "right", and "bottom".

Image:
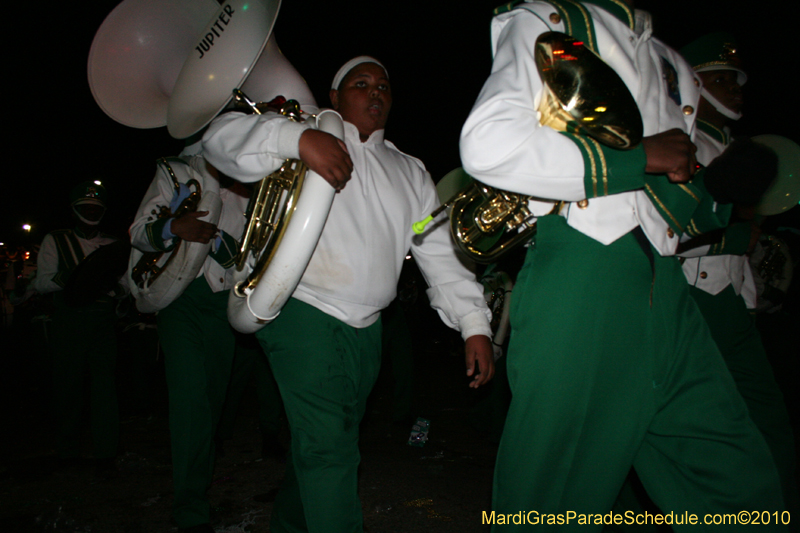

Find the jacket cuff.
[
  {"left": 277, "top": 120, "right": 309, "bottom": 161},
  {"left": 682, "top": 173, "right": 732, "bottom": 237},
  {"left": 709, "top": 222, "right": 751, "bottom": 256},
  {"left": 209, "top": 230, "right": 239, "bottom": 270},
  {"left": 563, "top": 132, "right": 647, "bottom": 198},
  {"left": 459, "top": 310, "right": 493, "bottom": 341},
  {"left": 145, "top": 218, "right": 176, "bottom": 252}
]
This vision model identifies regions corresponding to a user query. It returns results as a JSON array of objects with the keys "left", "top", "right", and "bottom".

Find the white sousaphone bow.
[{"left": 88, "top": 0, "right": 340, "bottom": 321}]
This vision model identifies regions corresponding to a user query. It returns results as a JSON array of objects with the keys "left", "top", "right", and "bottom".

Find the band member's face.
[
  {"left": 330, "top": 63, "right": 392, "bottom": 141},
  {"left": 699, "top": 70, "right": 743, "bottom": 114},
  {"left": 75, "top": 204, "right": 105, "bottom": 222}
]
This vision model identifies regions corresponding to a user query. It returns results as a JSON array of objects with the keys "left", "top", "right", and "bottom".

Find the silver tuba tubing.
[{"left": 227, "top": 109, "right": 344, "bottom": 334}]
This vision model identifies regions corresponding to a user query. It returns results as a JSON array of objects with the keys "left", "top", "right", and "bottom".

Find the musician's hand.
[
  {"left": 171, "top": 211, "right": 218, "bottom": 243},
  {"left": 642, "top": 129, "right": 698, "bottom": 184},
  {"left": 465, "top": 335, "right": 495, "bottom": 388},
  {"left": 298, "top": 129, "right": 353, "bottom": 191}
]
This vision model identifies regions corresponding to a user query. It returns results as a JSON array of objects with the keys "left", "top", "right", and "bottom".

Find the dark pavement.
[{"left": 1, "top": 318, "right": 501, "bottom": 533}]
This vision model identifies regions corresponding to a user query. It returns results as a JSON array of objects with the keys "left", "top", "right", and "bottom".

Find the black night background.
[
  {"left": 1, "top": 1, "right": 797, "bottom": 531},
  {"left": 2, "top": 0, "right": 796, "bottom": 248}
]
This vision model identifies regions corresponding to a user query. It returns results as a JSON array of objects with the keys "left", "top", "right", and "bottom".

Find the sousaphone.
[
  {"left": 89, "top": 0, "right": 336, "bottom": 322},
  {"left": 162, "top": 0, "right": 342, "bottom": 333},
  {"left": 88, "top": 0, "right": 223, "bottom": 312}
]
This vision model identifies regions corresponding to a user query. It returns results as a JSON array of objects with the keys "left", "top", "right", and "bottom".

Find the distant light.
[
  {"left": 22, "top": 224, "right": 32, "bottom": 231},
  {"left": 93, "top": 180, "right": 102, "bottom": 186},
  {"left": 405, "top": 254, "right": 412, "bottom": 260},
  {"left": 24, "top": 252, "right": 30, "bottom": 260},
  {"left": 0, "top": 242, "right": 4, "bottom": 246},
  {"left": 595, "top": 106, "right": 607, "bottom": 113}
]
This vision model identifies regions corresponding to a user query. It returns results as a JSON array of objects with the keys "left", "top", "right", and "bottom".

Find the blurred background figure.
[
  {"left": 677, "top": 32, "right": 799, "bottom": 517},
  {"left": 30, "top": 181, "right": 128, "bottom": 475}
]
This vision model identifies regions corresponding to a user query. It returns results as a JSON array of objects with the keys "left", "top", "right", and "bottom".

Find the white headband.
[{"left": 331, "top": 56, "right": 387, "bottom": 90}]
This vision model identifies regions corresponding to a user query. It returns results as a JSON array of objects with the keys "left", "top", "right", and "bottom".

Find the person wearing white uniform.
[
  {"left": 459, "top": 0, "right": 784, "bottom": 527},
  {"left": 202, "top": 57, "right": 494, "bottom": 533},
  {"left": 129, "top": 153, "right": 249, "bottom": 533},
  {"left": 678, "top": 32, "right": 799, "bottom": 520}
]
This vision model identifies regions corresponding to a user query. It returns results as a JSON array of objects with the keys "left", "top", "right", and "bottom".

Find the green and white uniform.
[
  {"left": 130, "top": 154, "right": 248, "bottom": 529},
  {"left": 33, "top": 227, "right": 121, "bottom": 460},
  {"left": 203, "top": 110, "right": 493, "bottom": 532},
  {"left": 460, "top": 1, "right": 785, "bottom": 527},
  {"left": 680, "top": 120, "right": 799, "bottom": 519}
]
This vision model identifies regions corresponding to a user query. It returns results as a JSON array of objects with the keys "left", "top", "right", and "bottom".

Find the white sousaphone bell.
[
  {"left": 88, "top": 0, "right": 342, "bottom": 324},
  {"left": 88, "top": 0, "right": 220, "bottom": 130}
]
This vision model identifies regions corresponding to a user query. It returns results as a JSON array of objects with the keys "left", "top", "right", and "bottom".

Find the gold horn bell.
[{"left": 435, "top": 32, "right": 643, "bottom": 263}]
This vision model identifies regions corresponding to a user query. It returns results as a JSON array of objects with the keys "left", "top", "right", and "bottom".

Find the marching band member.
[
  {"left": 129, "top": 153, "right": 249, "bottom": 533},
  {"left": 32, "top": 182, "right": 123, "bottom": 474},
  {"left": 202, "top": 57, "right": 494, "bottom": 533},
  {"left": 459, "top": 0, "right": 785, "bottom": 526},
  {"left": 678, "top": 32, "right": 799, "bottom": 517}
]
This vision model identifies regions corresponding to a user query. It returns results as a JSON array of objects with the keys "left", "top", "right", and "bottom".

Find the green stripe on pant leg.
[{"left": 257, "top": 298, "right": 381, "bottom": 533}]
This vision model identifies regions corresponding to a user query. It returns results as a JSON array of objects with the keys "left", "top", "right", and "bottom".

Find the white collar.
[{"left": 343, "top": 121, "right": 385, "bottom": 146}]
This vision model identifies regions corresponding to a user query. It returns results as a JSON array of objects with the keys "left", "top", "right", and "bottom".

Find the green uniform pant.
[
  {"left": 689, "top": 284, "right": 799, "bottom": 519},
  {"left": 157, "top": 277, "right": 235, "bottom": 529},
  {"left": 217, "top": 332, "right": 283, "bottom": 440},
  {"left": 51, "top": 298, "right": 119, "bottom": 459},
  {"left": 256, "top": 298, "right": 381, "bottom": 533},
  {"left": 493, "top": 216, "right": 784, "bottom": 531}
]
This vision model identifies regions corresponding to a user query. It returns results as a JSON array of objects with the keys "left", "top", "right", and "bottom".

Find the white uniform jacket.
[
  {"left": 129, "top": 154, "right": 249, "bottom": 293},
  {"left": 460, "top": 1, "right": 706, "bottom": 256},
  {"left": 203, "top": 113, "right": 492, "bottom": 338},
  {"left": 679, "top": 123, "right": 757, "bottom": 307},
  {"left": 33, "top": 230, "right": 118, "bottom": 294}
]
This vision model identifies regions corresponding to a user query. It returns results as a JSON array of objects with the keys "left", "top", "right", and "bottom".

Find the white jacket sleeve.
[
  {"left": 459, "top": 10, "right": 586, "bottom": 200},
  {"left": 129, "top": 167, "right": 179, "bottom": 253},
  {"left": 201, "top": 111, "right": 310, "bottom": 183},
  {"left": 411, "top": 177, "right": 493, "bottom": 340},
  {"left": 31, "top": 234, "right": 62, "bottom": 294}
]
